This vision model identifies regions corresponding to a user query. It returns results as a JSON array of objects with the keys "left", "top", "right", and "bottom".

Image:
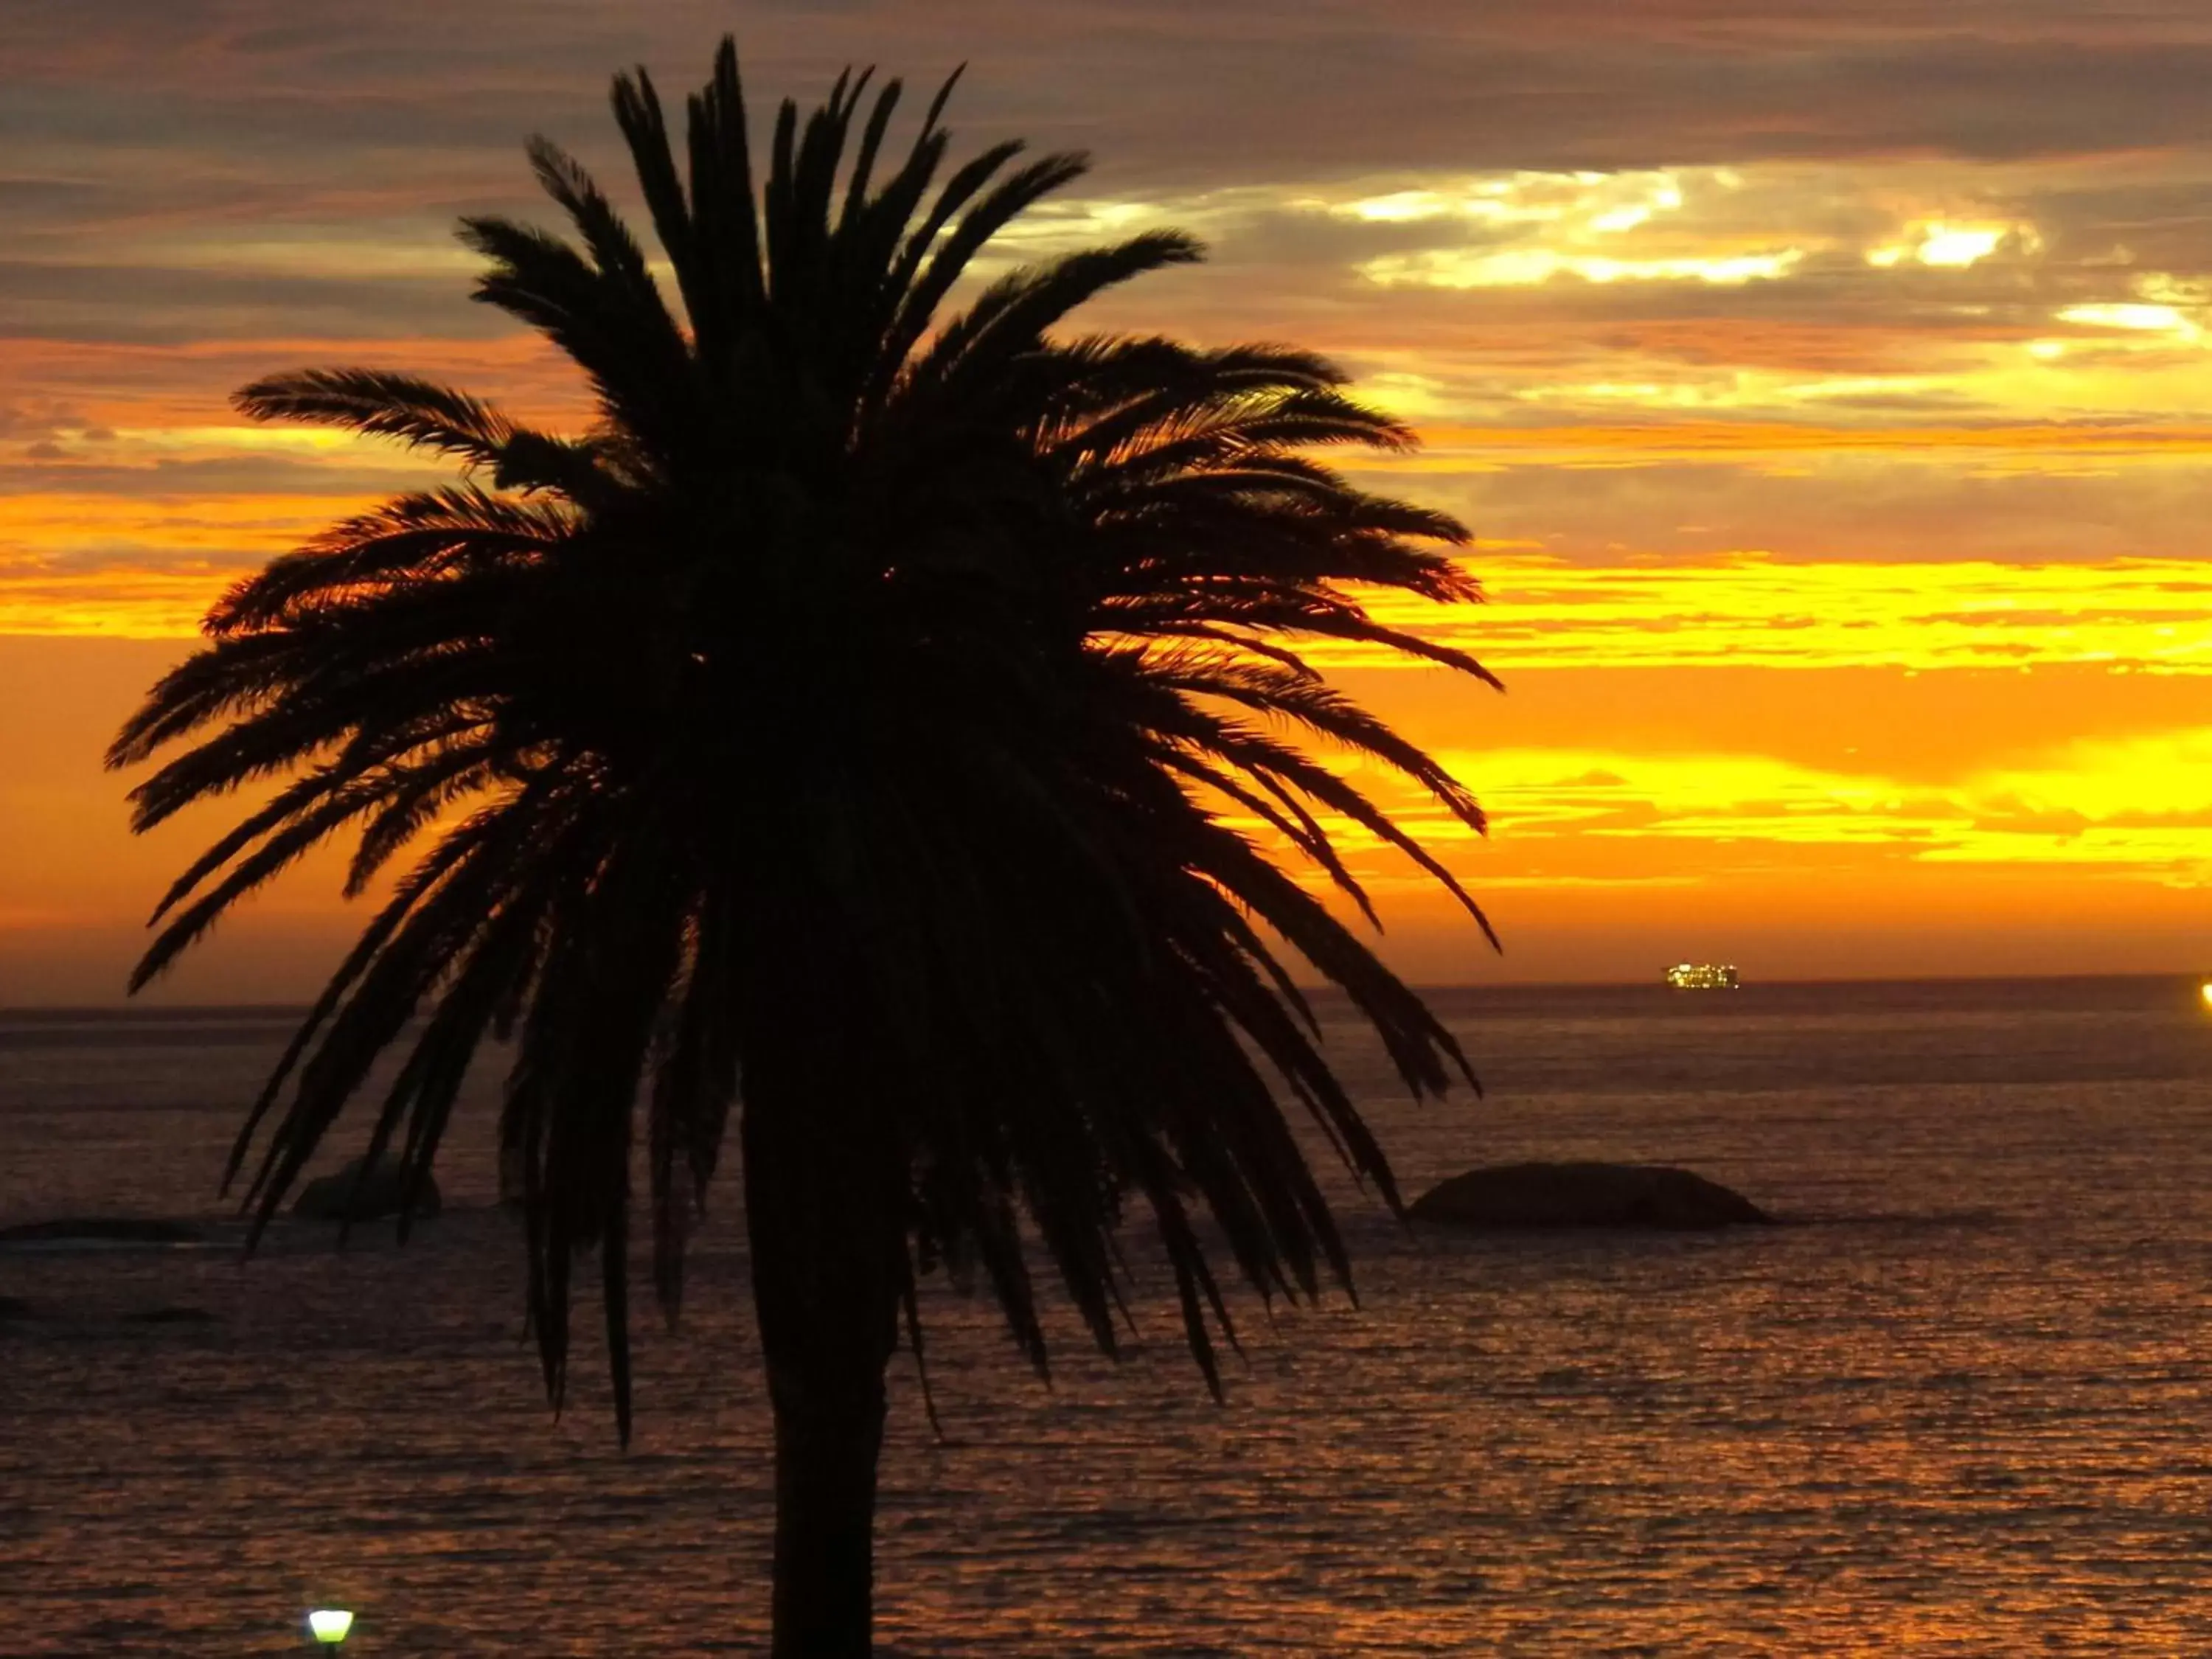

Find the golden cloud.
[
  {"left": 1234, "top": 726, "right": 2212, "bottom": 889},
  {"left": 1343, "top": 554, "right": 2212, "bottom": 674}
]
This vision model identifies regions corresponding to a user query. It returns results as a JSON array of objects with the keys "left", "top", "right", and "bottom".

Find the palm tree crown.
[{"left": 110, "top": 41, "right": 1497, "bottom": 1453}]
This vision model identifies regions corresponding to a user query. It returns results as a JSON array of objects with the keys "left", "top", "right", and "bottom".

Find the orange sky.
[{"left": 7, "top": 2, "right": 2212, "bottom": 1000}]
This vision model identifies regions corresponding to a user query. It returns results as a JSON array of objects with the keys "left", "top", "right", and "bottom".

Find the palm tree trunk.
[
  {"left": 742, "top": 1000, "right": 905, "bottom": 1658},
  {"left": 762, "top": 1335, "right": 894, "bottom": 1656}
]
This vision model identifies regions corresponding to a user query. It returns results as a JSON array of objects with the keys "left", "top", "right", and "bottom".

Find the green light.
[{"left": 307, "top": 1608, "right": 354, "bottom": 1644}]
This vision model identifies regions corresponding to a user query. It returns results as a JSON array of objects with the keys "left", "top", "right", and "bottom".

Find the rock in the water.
[
  {"left": 292, "top": 1155, "right": 441, "bottom": 1222},
  {"left": 122, "top": 1306, "right": 217, "bottom": 1325},
  {"left": 0, "top": 1217, "right": 203, "bottom": 1247},
  {"left": 1409, "top": 1162, "right": 1772, "bottom": 1231}
]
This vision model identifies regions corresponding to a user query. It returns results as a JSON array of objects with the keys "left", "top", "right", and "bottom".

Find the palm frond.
[{"left": 233, "top": 369, "right": 517, "bottom": 467}]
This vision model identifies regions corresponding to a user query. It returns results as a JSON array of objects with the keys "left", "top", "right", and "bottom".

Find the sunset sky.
[{"left": 8, "top": 1, "right": 2212, "bottom": 999}]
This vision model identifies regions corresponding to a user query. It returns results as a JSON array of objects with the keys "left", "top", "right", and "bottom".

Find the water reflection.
[{"left": 4, "top": 980, "right": 2211, "bottom": 1652}]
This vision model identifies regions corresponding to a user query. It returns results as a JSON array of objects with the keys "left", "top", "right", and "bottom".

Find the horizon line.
[{"left": 3, "top": 966, "right": 2205, "bottom": 1018}]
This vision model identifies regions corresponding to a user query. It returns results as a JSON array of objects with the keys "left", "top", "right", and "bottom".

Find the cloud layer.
[{"left": 8, "top": 1, "right": 2212, "bottom": 988}]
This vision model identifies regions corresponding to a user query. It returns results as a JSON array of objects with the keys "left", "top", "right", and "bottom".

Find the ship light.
[
  {"left": 2199, "top": 981, "right": 2212, "bottom": 1011},
  {"left": 307, "top": 1608, "right": 355, "bottom": 1645}
]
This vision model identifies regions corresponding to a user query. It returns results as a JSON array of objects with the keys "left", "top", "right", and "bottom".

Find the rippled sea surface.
[{"left": 7, "top": 976, "right": 2212, "bottom": 1655}]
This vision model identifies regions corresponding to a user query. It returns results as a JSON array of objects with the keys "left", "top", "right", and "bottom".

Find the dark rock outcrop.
[
  {"left": 291, "top": 1155, "right": 442, "bottom": 1222},
  {"left": 0, "top": 1298, "right": 216, "bottom": 1329},
  {"left": 122, "top": 1306, "right": 217, "bottom": 1325},
  {"left": 1409, "top": 1162, "right": 1773, "bottom": 1231},
  {"left": 0, "top": 1217, "right": 203, "bottom": 1247}
]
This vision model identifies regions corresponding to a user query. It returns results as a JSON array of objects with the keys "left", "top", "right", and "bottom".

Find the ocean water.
[{"left": 5, "top": 976, "right": 2212, "bottom": 1655}]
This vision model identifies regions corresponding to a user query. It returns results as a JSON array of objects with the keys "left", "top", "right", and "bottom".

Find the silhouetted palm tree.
[{"left": 110, "top": 41, "right": 1497, "bottom": 1657}]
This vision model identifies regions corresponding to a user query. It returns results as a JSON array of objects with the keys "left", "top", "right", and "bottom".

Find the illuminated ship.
[{"left": 1665, "top": 962, "right": 1740, "bottom": 990}]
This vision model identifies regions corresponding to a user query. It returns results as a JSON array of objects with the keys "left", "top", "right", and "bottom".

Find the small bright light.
[
  {"left": 2197, "top": 981, "right": 2212, "bottom": 1010},
  {"left": 307, "top": 1608, "right": 354, "bottom": 1644}
]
